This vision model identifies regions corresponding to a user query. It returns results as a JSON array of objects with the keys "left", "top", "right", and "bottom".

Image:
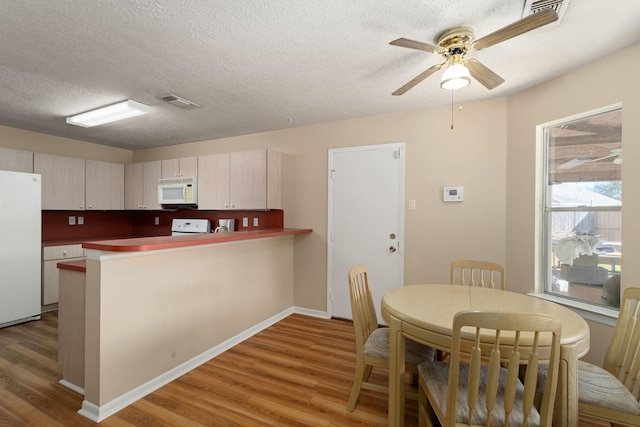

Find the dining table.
[{"left": 381, "top": 284, "right": 590, "bottom": 427}]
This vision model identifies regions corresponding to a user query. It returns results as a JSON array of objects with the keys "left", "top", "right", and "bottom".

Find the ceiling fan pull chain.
[{"left": 451, "top": 89, "right": 454, "bottom": 130}]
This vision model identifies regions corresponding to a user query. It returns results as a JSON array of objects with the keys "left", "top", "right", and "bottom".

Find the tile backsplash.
[{"left": 42, "top": 209, "right": 284, "bottom": 242}]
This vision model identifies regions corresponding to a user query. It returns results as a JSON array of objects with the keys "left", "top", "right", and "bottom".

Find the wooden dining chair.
[
  {"left": 450, "top": 260, "right": 505, "bottom": 289},
  {"left": 537, "top": 287, "right": 640, "bottom": 426},
  {"left": 346, "top": 265, "right": 435, "bottom": 411},
  {"left": 418, "top": 310, "right": 562, "bottom": 427}
]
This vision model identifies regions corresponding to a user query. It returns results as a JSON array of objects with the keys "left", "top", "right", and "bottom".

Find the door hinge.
[
  {"left": 330, "top": 169, "right": 336, "bottom": 179},
  {"left": 394, "top": 149, "right": 401, "bottom": 159}
]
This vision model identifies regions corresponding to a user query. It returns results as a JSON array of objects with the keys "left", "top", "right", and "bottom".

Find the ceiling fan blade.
[
  {"left": 389, "top": 38, "right": 443, "bottom": 54},
  {"left": 473, "top": 8, "right": 558, "bottom": 50},
  {"left": 465, "top": 59, "right": 505, "bottom": 90},
  {"left": 558, "top": 149, "right": 622, "bottom": 169},
  {"left": 557, "top": 158, "right": 589, "bottom": 170},
  {"left": 392, "top": 62, "right": 445, "bottom": 96},
  {"left": 588, "top": 153, "right": 617, "bottom": 163}
]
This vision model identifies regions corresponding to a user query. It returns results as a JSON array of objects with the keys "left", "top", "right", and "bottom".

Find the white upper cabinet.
[
  {"left": 125, "top": 161, "right": 162, "bottom": 210},
  {"left": 0, "top": 147, "right": 33, "bottom": 173},
  {"left": 197, "top": 153, "right": 230, "bottom": 210},
  {"left": 85, "top": 160, "right": 124, "bottom": 210},
  {"left": 161, "top": 156, "right": 198, "bottom": 178},
  {"left": 34, "top": 153, "right": 85, "bottom": 210},
  {"left": 198, "top": 149, "right": 281, "bottom": 210}
]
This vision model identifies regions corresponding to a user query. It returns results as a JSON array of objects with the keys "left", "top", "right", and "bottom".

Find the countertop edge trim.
[{"left": 82, "top": 228, "right": 312, "bottom": 252}]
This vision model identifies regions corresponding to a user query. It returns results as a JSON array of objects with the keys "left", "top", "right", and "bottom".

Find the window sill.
[{"left": 528, "top": 293, "right": 618, "bottom": 327}]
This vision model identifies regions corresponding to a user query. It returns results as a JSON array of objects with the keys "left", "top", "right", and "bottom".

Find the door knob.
[{"left": 389, "top": 246, "right": 397, "bottom": 253}]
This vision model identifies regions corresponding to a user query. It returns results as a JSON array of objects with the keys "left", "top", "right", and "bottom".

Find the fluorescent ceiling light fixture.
[
  {"left": 440, "top": 56, "right": 471, "bottom": 90},
  {"left": 66, "top": 99, "right": 150, "bottom": 128}
]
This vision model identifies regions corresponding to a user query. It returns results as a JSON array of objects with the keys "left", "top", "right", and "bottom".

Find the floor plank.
[
  {"left": 0, "top": 312, "right": 417, "bottom": 426},
  {"left": 0, "top": 311, "right": 605, "bottom": 426}
]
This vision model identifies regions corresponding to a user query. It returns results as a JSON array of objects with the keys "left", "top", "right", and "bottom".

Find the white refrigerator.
[{"left": 0, "top": 170, "right": 42, "bottom": 328}]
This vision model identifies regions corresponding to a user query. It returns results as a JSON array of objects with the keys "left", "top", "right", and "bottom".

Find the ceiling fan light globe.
[{"left": 440, "top": 63, "right": 471, "bottom": 90}]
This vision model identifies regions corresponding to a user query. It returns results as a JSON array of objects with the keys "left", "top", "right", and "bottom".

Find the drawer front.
[{"left": 43, "top": 244, "right": 84, "bottom": 260}]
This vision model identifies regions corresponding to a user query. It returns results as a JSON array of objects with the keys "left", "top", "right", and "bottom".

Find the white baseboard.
[
  {"left": 79, "top": 306, "right": 295, "bottom": 422},
  {"left": 59, "top": 379, "right": 84, "bottom": 395},
  {"left": 293, "top": 306, "right": 330, "bottom": 319}
]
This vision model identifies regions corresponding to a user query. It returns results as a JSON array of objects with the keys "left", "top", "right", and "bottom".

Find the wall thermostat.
[{"left": 443, "top": 186, "right": 463, "bottom": 202}]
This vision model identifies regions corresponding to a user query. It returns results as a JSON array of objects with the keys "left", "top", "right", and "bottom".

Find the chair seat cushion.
[
  {"left": 538, "top": 361, "right": 640, "bottom": 415},
  {"left": 364, "top": 327, "right": 435, "bottom": 364},
  {"left": 420, "top": 361, "right": 541, "bottom": 427}
]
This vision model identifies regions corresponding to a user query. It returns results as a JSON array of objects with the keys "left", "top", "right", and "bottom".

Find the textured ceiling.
[{"left": 1, "top": 0, "right": 639, "bottom": 150}]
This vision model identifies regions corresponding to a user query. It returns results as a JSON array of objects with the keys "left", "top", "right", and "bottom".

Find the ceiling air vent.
[
  {"left": 159, "top": 94, "right": 200, "bottom": 109},
  {"left": 522, "top": 0, "right": 570, "bottom": 22}
]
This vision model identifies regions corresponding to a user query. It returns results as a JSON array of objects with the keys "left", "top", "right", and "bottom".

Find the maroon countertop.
[
  {"left": 83, "top": 228, "right": 312, "bottom": 252},
  {"left": 57, "top": 228, "right": 312, "bottom": 273},
  {"left": 57, "top": 259, "right": 87, "bottom": 272}
]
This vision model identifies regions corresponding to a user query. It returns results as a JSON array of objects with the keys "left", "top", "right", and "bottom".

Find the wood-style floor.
[
  {"left": 0, "top": 311, "right": 417, "bottom": 426},
  {"left": 0, "top": 311, "right": 609, "bottom": 426}
]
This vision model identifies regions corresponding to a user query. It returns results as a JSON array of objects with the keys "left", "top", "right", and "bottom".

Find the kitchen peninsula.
[{"left": 59, "top": 228, "right": 311, "bottom": 422}]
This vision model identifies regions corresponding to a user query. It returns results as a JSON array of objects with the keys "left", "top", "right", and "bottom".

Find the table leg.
[{"left": 387, "top": 314, "right": 405, "bottom": 427}]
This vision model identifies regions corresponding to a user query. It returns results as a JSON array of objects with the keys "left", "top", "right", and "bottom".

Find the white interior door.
[{"left": 328, "top": 143, "right": 404, "bottom": 323}]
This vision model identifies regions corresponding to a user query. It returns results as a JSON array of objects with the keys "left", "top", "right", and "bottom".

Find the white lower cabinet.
[{"left": 42, "top": 244, "right": 83, "bottom": 305}]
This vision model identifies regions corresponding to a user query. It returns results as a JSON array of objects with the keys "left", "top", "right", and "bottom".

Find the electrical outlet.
[
  {"left": 78, "top": 216, "right": 84, "bottom": 225},
  {"left": 253, "top": 218, "right": 259, "bottom": 227},
  {"left": 242, "top": 217, "right": 248, "bottom": 227},
  {"left": 68, "top": 216, "right": 76, "bottom": 225}
]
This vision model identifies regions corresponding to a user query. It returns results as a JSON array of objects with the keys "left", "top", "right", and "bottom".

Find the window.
[{"left": 542, "top": 106, "right": 622, "bottom": 309}]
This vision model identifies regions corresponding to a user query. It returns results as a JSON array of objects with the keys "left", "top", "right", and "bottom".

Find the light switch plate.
[
  {"left": 253, "top": 218, "right": 259, "bottom": 227},
  {"left": 408, "top": 199, "right": 416, "bottom": 210},
  {"left": 242, "top": 217, "right": 249, "bottom": 227},
  {"left": 68, "top": 216, "right": 76, "bottom": 225}
]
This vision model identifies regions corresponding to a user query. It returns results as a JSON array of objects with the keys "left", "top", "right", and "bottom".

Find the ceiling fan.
[
  {"left": 558, "top": 148, "right": 623, "bottom": 170},
  {"left": 389, "top": 8, "right": 558, "bottom": 95}
]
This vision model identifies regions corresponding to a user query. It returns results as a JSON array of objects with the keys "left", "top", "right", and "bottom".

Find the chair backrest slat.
[
  {"left": 450, "top": 260, "right": 505, "bottom": 290},
  {"left": 348, "top": 265, "right": 378, "bottom": 354},
  {"left": 604, "top": 287, "right": 640, "bottom": 400},
  {"left": 446, "top": 311, "right": 561, "bottom": 427}
]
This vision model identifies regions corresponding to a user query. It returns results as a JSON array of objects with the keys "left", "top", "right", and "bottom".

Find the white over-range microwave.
[{"left": 158, "top": 176, "right": 198, "bottom": 206}]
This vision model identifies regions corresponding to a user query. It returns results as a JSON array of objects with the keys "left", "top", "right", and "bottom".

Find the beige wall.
[
  {"left": 0, "top": 124, "right": 131, "bottom": 164},
  {"left": 133, "top": 97, "right": 508, "bottom": 311},
  {"left": 506, "top": 43, "right": 640, "bottom": 365},
  {"left": 4, "top": 43, "right": 638, "bottom": 367}
]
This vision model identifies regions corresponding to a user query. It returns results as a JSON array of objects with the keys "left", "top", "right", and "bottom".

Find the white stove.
[{"left": 171, "top": 219, "right": 211, "bottom": 236}]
